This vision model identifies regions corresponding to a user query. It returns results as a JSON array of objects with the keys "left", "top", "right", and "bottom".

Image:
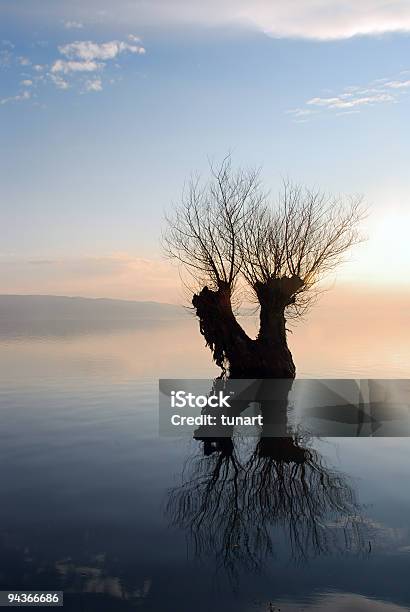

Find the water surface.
[{"left": 0, "top": 314, "right": 410, "bottom": 611}]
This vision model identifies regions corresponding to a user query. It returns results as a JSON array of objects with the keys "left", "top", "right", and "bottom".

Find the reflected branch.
[{"left": 167, "top": 399, "right": 367, "bottom": 582}]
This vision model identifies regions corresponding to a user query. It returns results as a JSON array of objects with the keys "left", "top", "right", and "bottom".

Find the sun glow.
[{"left": 340, "top": 211, "right": 410, "bottom": 286}]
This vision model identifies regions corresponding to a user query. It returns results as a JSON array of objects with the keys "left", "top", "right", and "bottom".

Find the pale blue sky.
[{"left": 1, "top": 1, "right": 410, "bottom": 299}]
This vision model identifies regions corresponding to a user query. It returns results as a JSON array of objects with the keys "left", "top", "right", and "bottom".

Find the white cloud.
[
  {"left": 336, "top": 110, "right": 361, "bottom": 116},
  {"left": 64, "top": 20, "right": 84, "bottom": 30},
  {"left": 385, "top": 79, "right": 410, "bottom": 89},
  {"left": 1, "top": 35, "right": 146, "bottom": 103},
  {"left": 6, "top": 0, "right": 410, "bottom": 40},
  {"left": 128, "top": 34, "right": 141, "bottom": 43},
  {"left": 289, "top": 71, "right": 410, "bottom": 121},
  {"left": 0, "top": 90, "right": 31, "bottom": 105},
  {"left": 51, "top": 59, "right": 102, "bottom": 74},
  {"left": 307, "top": 92, "right": 394, "bottom": 109},
  {"left": 236, "top": 0, "right": 410, "bottom": 40},
  {"left": 47, "top": 37, "right": 145, "bottom": 92},
  {"left": 75, "top": 0, "right": 410, "bottom": 40},
  {"left": 286, "top": 108, "right": 315, "bottom": 117},
  {"left": 85, "top": 77, "right": 103, "bottom": 92},
  {"left": 49, "top": 74, "right": 70, "bottom": 90},
  {"left": 58, "top": 39, "right": 145, "bottom": 61}
]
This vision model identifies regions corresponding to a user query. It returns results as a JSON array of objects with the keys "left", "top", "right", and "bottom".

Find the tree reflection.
[{"left": 167, "top": 393, "right": 367, "bottom": 581}]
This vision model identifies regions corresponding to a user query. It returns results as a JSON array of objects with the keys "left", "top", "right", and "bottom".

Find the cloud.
[
  {"left": 49, "top": 38, "right": 145, "bottom": 87},
  {"left": 232, "top": 0, "right": 410, "bottom": 40},
  {"left": 128, "top": 34, "right": 142, "bottom": 43},
  {"left": 0, "top": 35, "right": 146, "bottom": 106},
  {"left": 6, "top": 0, "right": 410, "bottom": 40},
  {"left": 286, "top": 108, "right": 315, "bottom": 117},
  {"left": 288, "top": 71, "right": 410, "bottom": 121},
  {"left": 85, "top": 77, "right": 103, "bottom": 92},
  {"left": 0, "top": 90, "right": 31, "bottom": 105},
  {"left": 48, "top": 0, "right": 410, "bottom": 40},
  {"left": 58, "top": 39, "right": 145, "bottom": 61},
  {"left": 307, "top": 92, "right": 394, "bottom": 109},
  {"left": 49, "top": 74, "right": 70, "bottom": 90},
  {"left": 384, "top": 79, "right": 410, "bottom": 89},
  {"left": 64, "top": 20, "right": 84, "bottom": 30},
  {"left": 51, "top": 59, "right": 102, "bottom": 74}
]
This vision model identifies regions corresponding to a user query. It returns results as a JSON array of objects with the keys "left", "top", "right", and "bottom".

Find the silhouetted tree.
[
  {"left": 167, "top": 430, "right": 367, "bottom": 581},
  {"left": 164, "top": 156, "right": 364, "bottom": 377}
]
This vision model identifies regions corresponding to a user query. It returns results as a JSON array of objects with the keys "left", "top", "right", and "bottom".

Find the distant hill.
[{"left": 0, "top": 295, "right": 186, "bottom": 321}]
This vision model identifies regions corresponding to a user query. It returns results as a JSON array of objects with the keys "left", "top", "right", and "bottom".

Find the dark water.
[{"left": 0, "top": 318, "right": 410, "bottom": 611}]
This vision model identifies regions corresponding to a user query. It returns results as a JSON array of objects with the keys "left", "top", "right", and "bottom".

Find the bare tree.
[
  {"left": 167, "top": 432, "right": 367, "bottom": 581},
  {"left": 163, "top": 156, "right": 364, "bottom": 378}
]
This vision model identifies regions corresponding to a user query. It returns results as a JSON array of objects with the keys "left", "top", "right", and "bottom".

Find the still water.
[{"left": 0, "top": 311, "right": 410, "bottom": 611}]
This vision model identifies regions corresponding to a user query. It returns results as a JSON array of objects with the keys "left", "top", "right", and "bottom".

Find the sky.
[{"left": 1, "top": 0, "right": 410, "bottom": 302}]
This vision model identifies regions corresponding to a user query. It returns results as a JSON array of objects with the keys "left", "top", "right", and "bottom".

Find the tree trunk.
[
  {"left": 253, "top": 277, "right": 301, "bottom": 379},
  {"left": 192, "top": 275, "right": 303, "bottom": 379},
  {"left": 192, "top": 281, "right": 254, "bottom": 377}
]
